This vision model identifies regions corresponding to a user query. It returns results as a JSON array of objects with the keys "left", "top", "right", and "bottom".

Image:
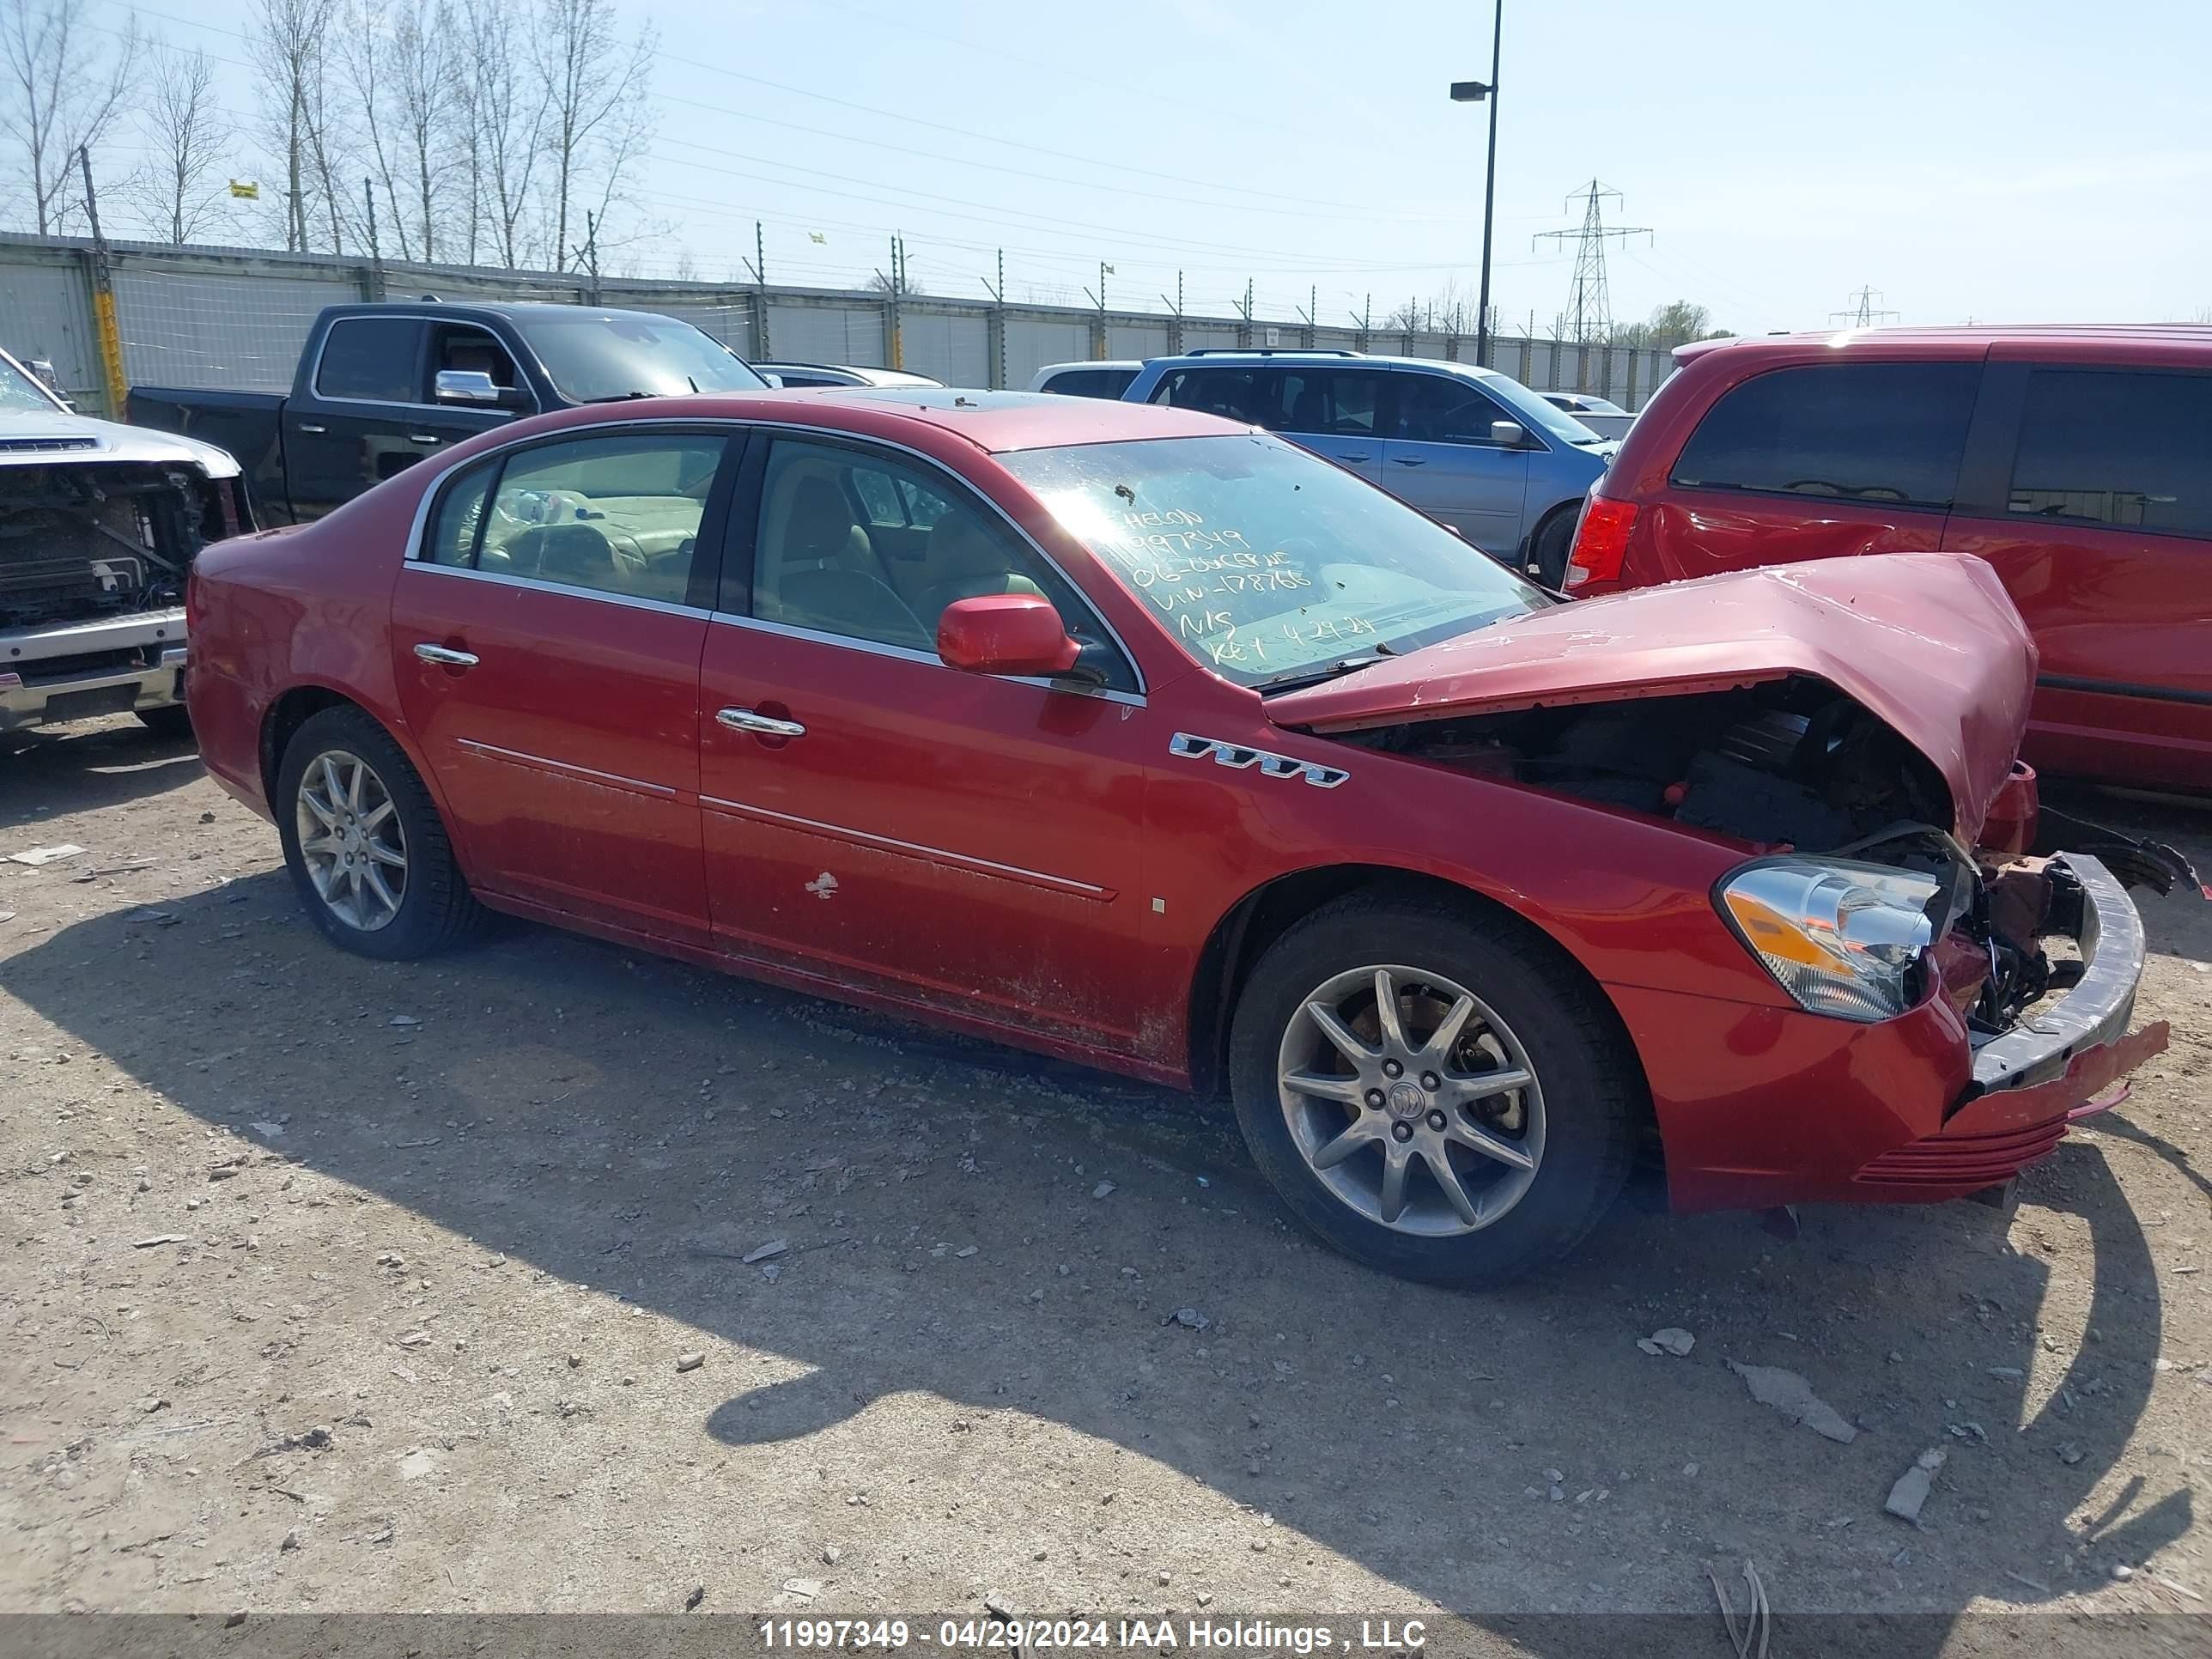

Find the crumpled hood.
[
  {"left": 0, "top": 406, "right": 241, "bottom": 477},
  {"left": 1267, "top": 554, "right": 2038, "bottom": 844}
]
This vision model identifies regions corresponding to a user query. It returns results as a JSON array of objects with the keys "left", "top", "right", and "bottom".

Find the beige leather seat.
[{"left": 918, "top": 513, "right": 1042, "bottom": 628}]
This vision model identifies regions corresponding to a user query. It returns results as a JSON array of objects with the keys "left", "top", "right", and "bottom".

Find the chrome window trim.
[
  {"left": 401, "top": 559, "right": 712, "bottom": 622},
  {"left": 402, "top": 413, "right": 1150, "bottom": 697},
  {"left": 707, "top": 611, "right": 1146, "bottom": 708}
]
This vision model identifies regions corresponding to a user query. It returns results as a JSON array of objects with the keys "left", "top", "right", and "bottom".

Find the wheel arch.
[
  {"left": 1184, "top": 863, "right": 1653, "bottom": 1129},
  {"left": 259, "top": 684, "right": 446, "bottom": 831}
]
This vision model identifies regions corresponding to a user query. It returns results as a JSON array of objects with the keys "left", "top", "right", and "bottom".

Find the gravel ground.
[{"left": 3, "top": 715, "right": 2209, "bottom": 1651}]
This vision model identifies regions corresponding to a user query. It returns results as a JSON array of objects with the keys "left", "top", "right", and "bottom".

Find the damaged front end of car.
[
  {"left": 1267, "top": 555, "right": 2191, "bottom": 1201},
  {"left": 1, "top": 451, "right": 247, "bottom": 733}
]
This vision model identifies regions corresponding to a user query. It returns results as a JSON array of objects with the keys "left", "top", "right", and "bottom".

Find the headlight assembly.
[{"left": 1717, "top": 859, "right": 1944, "bottom": 1023}]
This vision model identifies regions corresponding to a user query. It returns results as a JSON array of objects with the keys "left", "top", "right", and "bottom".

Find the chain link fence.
[{"left": 0, "top": 232, "right": 1675, "bottom": 418}]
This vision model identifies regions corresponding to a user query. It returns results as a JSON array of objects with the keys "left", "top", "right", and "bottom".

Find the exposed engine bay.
[
  {"left": 1336, "top": 673, "right": 2200, "bottom": 1041},
  {"left": 0, "top": 461, "right": 227, "bottom": 631}
]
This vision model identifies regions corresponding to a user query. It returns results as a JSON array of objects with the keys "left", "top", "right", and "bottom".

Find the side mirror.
[
  {"left": 937, "top": 592, "right": 1082, "bottom": 678},
  {"left": 434, "top": 368, "right": 504, "bottom": 407},
  {"left": 1489, "top": 419, "right": 1528, "bottom": 448},
  {"left": 759, "top": 371, "right": 786, "bottom": 389}
]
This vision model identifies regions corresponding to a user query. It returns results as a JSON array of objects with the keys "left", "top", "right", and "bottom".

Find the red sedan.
[{"left": 185, "top": 390, "right": 2170, "bottom": 1284}]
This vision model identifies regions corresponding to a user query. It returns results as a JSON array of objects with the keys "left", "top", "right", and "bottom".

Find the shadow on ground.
[{"left": 4, "top": 777, "right": 2207, "bottom": 1651}]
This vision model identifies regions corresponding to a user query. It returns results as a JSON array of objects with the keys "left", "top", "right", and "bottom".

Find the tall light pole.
[{"left": 1450, "top": 0, "right": 1504, "bottom": 366}]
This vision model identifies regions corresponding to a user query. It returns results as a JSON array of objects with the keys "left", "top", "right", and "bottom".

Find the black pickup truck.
[{"left": 130, "top": 301, "right": 769, "bottom": 525}]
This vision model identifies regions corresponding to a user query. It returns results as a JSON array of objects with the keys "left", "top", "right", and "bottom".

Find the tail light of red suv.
[{"left": 1565, "top": 495, "right": 1638, "bottom": 592}]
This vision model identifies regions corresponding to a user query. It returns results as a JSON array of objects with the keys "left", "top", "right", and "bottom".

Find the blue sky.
[{"left": 94, "top": 0, "right": 2212, "bottom": 331}]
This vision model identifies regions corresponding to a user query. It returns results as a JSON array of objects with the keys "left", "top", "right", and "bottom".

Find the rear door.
[
  {"left": 282, "top": 315, "right": 431, "bottom": 520},
  {"left": 391, "top": 423, "right": 738, "bottom": 945},
  {"left": 1266, "top": 364, "right": 1389, "bottom": 480},
  {"left": 1942, "top": 357, "right": 2212, "bottom": 790},
  {"left": 1379, "top": 371, "right": 1531, "bottom": 552}
]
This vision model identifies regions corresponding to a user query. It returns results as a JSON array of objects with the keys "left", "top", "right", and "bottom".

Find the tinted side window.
[
  {"left": 2008, "top": 368, "right": 2212, "bottom": 537},
  {"left": 477, "top": 433, "right": 726, "bottom": 603},
  {"left": 314, "top": 318, "right": 425, "bottom": 402},
  {"left": 1273, "top": 369, "right": 1384, "bottom": 437},
  {"left": 1671, "top": 362, "right": 1980, "bottom": 507},
  {"left": 1149, "top": 368, "right": 1265, "bottom": 423},
  {"left": 1042, "top": 368, "right": 1133, "bottom": 398},
  {"left": 1397, "top": 375, "right": 1510, "bottom": 445}
]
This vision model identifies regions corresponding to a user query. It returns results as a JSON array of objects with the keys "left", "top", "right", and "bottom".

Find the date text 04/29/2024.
[{"left": 757, "top": 1620, "right": 1427, "bottom": 1652}]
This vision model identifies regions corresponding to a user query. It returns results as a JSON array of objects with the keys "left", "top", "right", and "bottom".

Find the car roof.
[
  {"left": 348, "top": 300, "right": 691, "bottom": 325},
  {"left": 1146, "top": 350, "right": 1512, "bottom": 383},
  {"left": 1035, "top": 361, "right": 1143, "bottom": 374},
  {"left": 1677, "top": 322, "right": 2212, "bottom": 364},
  {"left": 539, "top": 386, "right": 1241, "bottom": 453}
]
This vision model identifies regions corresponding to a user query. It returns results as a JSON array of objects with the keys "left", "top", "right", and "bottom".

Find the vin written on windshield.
[{"left": 1001, "top": 432, "right": 1544, "bottom": 689}]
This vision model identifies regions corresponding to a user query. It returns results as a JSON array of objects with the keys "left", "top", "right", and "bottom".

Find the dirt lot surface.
[{"left": 3, "top": 715, "right": 2210, "bottom": 1653}]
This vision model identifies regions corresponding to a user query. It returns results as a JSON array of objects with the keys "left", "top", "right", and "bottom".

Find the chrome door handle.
[
  {"left": 407, "top": 432, "right": 441, "bottom": 445},
  {"left": 1389, "top": 457, "right": 1427, "bottom": 467},
  {"left": 717, "top": 707, "right": 806, "bottom": 739},
  {"left": 296, "top": 422, "right": 327, "bottom": 434},
  {"left": 414, "top": 643, "right": 479, "bottom": 668}
]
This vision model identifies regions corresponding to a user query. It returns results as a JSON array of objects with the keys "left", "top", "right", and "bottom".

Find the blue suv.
[{"left": 1119, "top": 350, "right": 1617, "bottom": 583}]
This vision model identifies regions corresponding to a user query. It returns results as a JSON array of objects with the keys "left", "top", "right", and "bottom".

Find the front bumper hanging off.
[{"left": 1852, "top": 854, "right": 2171, "bottom": 1194}]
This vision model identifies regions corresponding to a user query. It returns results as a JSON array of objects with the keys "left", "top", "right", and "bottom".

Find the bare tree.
[
  {"left": 387, "top": 0, "right": 460, "bottom": 261},
  {"left": 336, "top": 0, "right": 404, "bottom": 254},
  {"left": 123, "top": 42, "right": 229, "bottom": 244},
  {"left": 0, "top": 0, "right": 137, "bottom": 234},
  {"left": 533, "top": 0, "right": 653, "bottom": 273},
  {"left": 252, "top": 0, "right": 349, "bottom": 252},
  {"left": 458, "top": 0, "right": 544, "bottom": 267}
]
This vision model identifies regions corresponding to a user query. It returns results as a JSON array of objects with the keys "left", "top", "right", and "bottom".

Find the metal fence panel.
[
  {"left": 764, "top": 301, "right": 886, "bottom": 368},
  {"left": 1106, "top": 321, "right": 1170, "bottom": 361},
  {"left": 0, "top": 252, "right": 99, "bottom": 408},
  {"left": 1003, "top": 318, "right": 1090, "bottom": 386},
  {"left": 113, "top": 267, "right": 359, "bottom": 392},
  {"left": 1311, "top": 327, "right": 1364, "bottom": 354},
  {"left": 1182, "top": 325, "right": 1238, "bottom": 350},
  {"left": 641, "top": 295, "right": 757, "bottom": 356},
  {"left": 900, "top": 308, "right": 989, "bottom": 386}
]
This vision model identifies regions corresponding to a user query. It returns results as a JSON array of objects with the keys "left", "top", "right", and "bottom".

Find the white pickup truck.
[{"left": 0, "top": 348, "right": 249, "bottom": 737}]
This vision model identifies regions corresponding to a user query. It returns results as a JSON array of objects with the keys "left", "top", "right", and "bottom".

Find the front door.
[
  {"left": 1379, "top": 371, "right": 1531, "bottom": 555},
  {"left": 1270, "top": 365, "right": 1390, "bottom": 481},
  {"left": 696, "top": 433, "right": 1157, "bottom": 1050},
  {"left": 390, "top": 425, "right": 738, "bottom": 944}
]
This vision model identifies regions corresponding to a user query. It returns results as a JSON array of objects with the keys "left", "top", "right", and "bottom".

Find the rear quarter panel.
[{"left": 186, "top": 478, "right": 425, "bottom": 814}]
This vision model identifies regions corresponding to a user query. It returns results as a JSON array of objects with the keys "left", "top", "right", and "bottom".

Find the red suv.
[{"left": 1566, "top": 326, "right": 2212, "bottom": 793}]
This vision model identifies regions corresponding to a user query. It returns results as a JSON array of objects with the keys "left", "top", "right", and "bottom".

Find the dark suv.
[{"left": 1567, "top": 326, "right": 2212, "bottom": 793}]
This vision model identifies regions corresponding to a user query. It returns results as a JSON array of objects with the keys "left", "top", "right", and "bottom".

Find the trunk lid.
[{"left": 1267, "top": 553, "right": 2036, "bottom": 844}]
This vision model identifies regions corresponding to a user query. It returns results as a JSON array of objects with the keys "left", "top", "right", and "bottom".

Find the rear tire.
[
  {"left": 1528, "top": 507, "right": 1576, "bottom": 587},
  {"left": 136, "top": 704, "right": 194, "bottom": 739},
  {"left": 276, "top": 705, "right": 487, "bottom": 960},
  {"left": 1227, "top": 890, "right": 1639, "bottom": 1287}
]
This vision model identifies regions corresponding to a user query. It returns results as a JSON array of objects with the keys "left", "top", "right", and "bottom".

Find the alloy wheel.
[
  {"left": 295, "top": 749, "right": 409, "bottom": 932},
  {"left": 1275, "top": 963, "right": 1545, "bottom": 1236}
]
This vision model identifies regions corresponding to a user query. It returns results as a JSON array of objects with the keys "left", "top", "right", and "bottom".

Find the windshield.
[
  {"left": 1480, "top": 372, "right": 1605, "bottom": 445},
  {"left": 1000, "top": 432, "right": 1547, "bottom": 690},
  {"left": 0, "top": 354, "right": 63, "bottom": 412},
  {"left": 521, "top": 313, "right": 769, "bottom": 403}
]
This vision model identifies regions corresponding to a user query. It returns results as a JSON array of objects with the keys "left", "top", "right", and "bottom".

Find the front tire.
[
  {"left": 276, "top": 706, "right": 486, "bottom": 960},
  {"left": 1228, "top": 890, "right": 1639, "bottom": 1286}
]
